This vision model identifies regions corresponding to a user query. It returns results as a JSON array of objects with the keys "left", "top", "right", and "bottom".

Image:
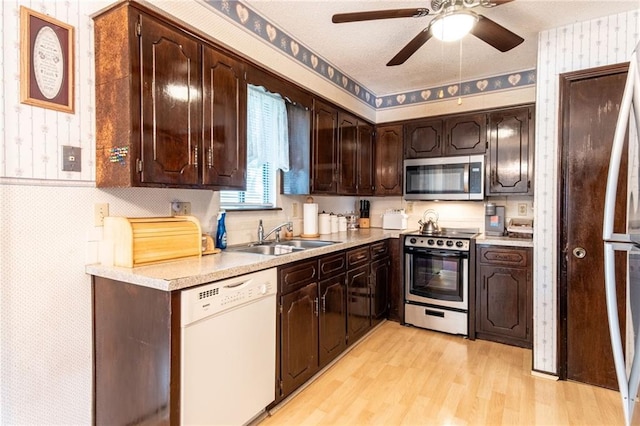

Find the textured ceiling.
[{"left": 244, "top": 0, "right": 640, "bottom": 96}]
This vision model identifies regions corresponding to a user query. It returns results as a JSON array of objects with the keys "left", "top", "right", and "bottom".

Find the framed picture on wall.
[{"left": 20, "top": 6, "right": 74, "bottom": 113}]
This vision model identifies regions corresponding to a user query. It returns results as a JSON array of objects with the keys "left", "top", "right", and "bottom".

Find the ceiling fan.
[{"left": 332, "top": 0, "right": 524, "bottom": 66}]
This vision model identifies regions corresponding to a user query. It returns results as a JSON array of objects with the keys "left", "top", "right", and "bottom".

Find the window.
[{"left": 220, "top": 85, "right": 289, "bottom": 209}]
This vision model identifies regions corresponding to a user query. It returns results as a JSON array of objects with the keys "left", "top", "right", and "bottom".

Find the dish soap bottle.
[{"left": 215, "top": 209, "right": 227, "bottom": 249}]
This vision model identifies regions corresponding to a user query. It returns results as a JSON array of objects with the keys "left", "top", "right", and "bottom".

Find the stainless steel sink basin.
[
  {"left": 230, "top": 244, "right": 305, "bottom": 256},
  {"left": 229, "top": 239, "right": 338, "bottom": 256},
  {"left": 276, "top": 239, "right": 338, "bottom": 249}
]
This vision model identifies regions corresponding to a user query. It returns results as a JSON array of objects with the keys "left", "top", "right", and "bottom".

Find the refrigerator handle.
[
  {"left": 603, "top": 55, "right": 637, "bottom": 241},
  {"left": 604, "top": 242, "right": 632, "bottom": 425}
]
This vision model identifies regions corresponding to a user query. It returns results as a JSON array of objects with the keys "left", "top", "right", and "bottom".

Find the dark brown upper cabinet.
[
  {"left": 404, "top": 118, "right": 443, "bottom": 159},
  {"left": 201, "top": 45, "right": 247, "bottom": 189},
  {"left": 93, "top": 3, "right": 246, "bottom": 189},
  {"left": 486, "top": 105, "right": 534, "bottom": 195},
  {"left": 312, "top": 99, "right": 339, "bottom": 194},
  {"left": 374, "top": 124, "right": 403, "bottom": 196},
  {"left": 404, "top": 113, "right": 486, "bottom": 159},
  {"left": 357, "top": 121, "right": 375, "bottom": 196},
  {"left": 337, "top": 111, "right": 358, "bottom": 195}
]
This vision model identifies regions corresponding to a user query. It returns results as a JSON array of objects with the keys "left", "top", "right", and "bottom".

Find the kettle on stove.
[{"left": 418, "top": 209, "right": 440, "bottom": 235}]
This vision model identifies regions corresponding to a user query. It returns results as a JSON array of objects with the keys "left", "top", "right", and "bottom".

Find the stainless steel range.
[{"left": 404, "top": 228, "right": 477, "bottom": 336}]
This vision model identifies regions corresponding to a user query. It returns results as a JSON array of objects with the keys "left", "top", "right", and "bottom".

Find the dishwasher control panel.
[{"left": 181, "top": 268, "right": 277, "bottom": 326}]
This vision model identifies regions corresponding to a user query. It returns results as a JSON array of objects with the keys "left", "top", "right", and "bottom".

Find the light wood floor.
[{"left": 261, "top": 321, "right": 624, "bottom": 425}]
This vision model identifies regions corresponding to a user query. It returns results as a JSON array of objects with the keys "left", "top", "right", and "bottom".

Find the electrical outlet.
[
  {"left": 171, "top": 202, "right": 191, "bottom": 216},
  {"left": 292, "top": 202, "right": 299, "bottom": 218},
  {"left": 95, "top": 203, "right": 109, "bottom": 226},
  {"left": 518, "top": 203, "right": 527, "bottom": 216},
  {"left": 405, "top": 202, "right": 414, "bottom": 214}
]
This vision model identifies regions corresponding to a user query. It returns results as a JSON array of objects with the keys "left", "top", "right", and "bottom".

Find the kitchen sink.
[{"left": 229, "top": 239, "right": 338, "bottom": 256}]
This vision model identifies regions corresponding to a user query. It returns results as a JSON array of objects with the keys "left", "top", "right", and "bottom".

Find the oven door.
[{"left": 405, "top": 247, "right": 469, "bottom": 310}]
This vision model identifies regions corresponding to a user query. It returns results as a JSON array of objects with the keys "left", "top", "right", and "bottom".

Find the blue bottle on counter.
[{"left": 215, "top": 210, "right": 227, "bottom": 249}]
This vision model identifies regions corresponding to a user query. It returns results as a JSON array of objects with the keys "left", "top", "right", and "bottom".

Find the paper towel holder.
[{"left": 300, "top": 196, "right": 320, "bottom": 238}]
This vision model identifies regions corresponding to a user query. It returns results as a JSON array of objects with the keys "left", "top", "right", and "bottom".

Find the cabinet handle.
[
  {"left": 193, "top": 145, "right": 199, "bottom": 168},
  {"left": 321, "top": 295, "right": 326, "bottom": 313},
  {"left": 314, "top": 297, "right": 319, "bottom": 317},
  {"left": 207, "top": 147, "right": 213, "bottom": 168}
]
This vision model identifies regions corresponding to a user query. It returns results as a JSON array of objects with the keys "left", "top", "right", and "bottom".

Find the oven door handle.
[{"left": 405, "top": 248, "right": 468, "bottom": 258}]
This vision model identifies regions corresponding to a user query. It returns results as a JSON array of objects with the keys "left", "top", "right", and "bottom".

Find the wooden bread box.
[{"left": 102, "top": 216, "right": 202, "bottom": 267}]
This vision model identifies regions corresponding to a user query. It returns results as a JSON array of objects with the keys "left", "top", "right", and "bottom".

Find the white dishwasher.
[{"left": 180, "top": 268, "right": 277, "bottom": 426}]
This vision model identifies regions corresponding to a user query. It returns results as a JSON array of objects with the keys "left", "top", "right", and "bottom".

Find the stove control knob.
[
  {"left": 456, "top": 241, "right": 464, "bottom": 248},
  {"left": 436, "top": 240, "right": 444, "bottom": 246},
  {"left": 446, "top": 240, "right": 454, "bottom": 247},
  {"left": 426, "top": 239, "right": 434, "bottom": 245},
  {"left": 410, "top": 238, "right": 417, "bottom": 244}
]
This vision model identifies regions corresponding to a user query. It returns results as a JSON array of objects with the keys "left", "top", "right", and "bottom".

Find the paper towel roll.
[
  {"left": 318, "top": 213, "right": 331, "bottom": 235},
  {"left": 303, "top": 203, "right": 319, "bottom": 236}
]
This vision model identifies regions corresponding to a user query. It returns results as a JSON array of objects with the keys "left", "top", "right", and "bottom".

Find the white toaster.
[{"left": 382, "top": 210, "right": 408, "bottom": 230}]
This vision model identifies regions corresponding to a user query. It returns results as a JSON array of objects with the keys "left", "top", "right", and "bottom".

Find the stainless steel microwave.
[{"left": 404, "top": 155, "right": 485, "bottom": 200}]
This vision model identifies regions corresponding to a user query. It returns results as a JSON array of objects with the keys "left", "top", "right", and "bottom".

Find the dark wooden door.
[
  {"left": 202, "top": 45, "right": 246, "bottom": 189},
  {"left": 312, "top": 99, "right": 338, "bottom": 193},
  {"left": 375, "top": 125, "right": 403, "bottom": 196},
  {"left": 560, "top": 64, "right": 628, "bottom": 389},
  {"left": 404, "top": 119, "right": 443, "bottom": 158},
  {"left": 139, "top": 14, "right": 200, "bottom": 185},
  {"left": 280, "top": 282, "right": 319, "bottom": 396},
  {"left": 337, "top": 111, "right": 358, "bottom": 195},
  {"left": 370, "top": 258, "right": 389, "bottom": 326},
  {"left": 346, "top": 265, "right": 370, "bottom": 344},
  {"left": 318, "top": 274, "right": 347, "bottom": 367},
  {"left": 487, "top": 106, "right": 533, "bottom": 195},
  {"left": 444, "top": 113, "right": 487, "bottom": 155},
  {"left": 357, "top": 122, "right": 375, "bottom": 195}
]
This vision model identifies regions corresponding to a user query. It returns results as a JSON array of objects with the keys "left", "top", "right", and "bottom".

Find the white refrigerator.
[{"left": 603, "top": 41, "right": 640, "bottom": 426}]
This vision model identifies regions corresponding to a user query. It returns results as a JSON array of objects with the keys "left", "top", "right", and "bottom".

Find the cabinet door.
[
  {"left": 202, "top": 45, "right": 247, "bottom": 189},
  {"left": 444, "top": 113, "right": 487, "bottom": 155},
  {"left": 375, "top": 124, "right": 403, "bottom": 196},
  {"left": 280, "top": 282, "right": 319, "bottom": 397},
  {"left": 318, "top": 274, "right": 347, "bottom": 367},
  {"left": 312, "top": 99, "right": 338, "bottom": 193},
  {"left": 139, "top": 14, "right": 201, "bottom": 185},
  {"left": 337, "top": 111, "right": 358, "bottom": 195},
  {"left": 370, "top": 258, "right": 389, "bottom": 326},
  {"left": 476, "top": 264, "right": 531, "bottom": 347},
  {"left": 346, "top": 265, "right": 371, "bottom": 344},
  {"left": 357, "top": 122, "right": 375, "bottom": 195},
  {"left": 404, "top": 119, "right": 443, "bottom": 158},
  {"left": 487, "top": 106, "right": 533, "bottom": 195}
]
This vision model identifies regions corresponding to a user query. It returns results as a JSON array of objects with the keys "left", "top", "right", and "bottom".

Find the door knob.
[{"left": 573, "top": 247, "right": 587, "bottom": 259}]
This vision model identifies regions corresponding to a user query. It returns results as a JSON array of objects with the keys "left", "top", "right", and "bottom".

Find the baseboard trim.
[{"left": 531, "top": 369, "right": 559, "bottom": 381}]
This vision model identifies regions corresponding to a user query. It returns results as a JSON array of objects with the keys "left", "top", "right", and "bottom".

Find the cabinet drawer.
[
  {"left": 370, "top": 241, "right": 389, "bottom": 261},
  {"left": 477, "top": 246, "right": 530, "bottom": 267},
  {"left": 347, "top": 246, "right": 370, "bottom": 268},
  {"left": 319, "top": 252, "right": 346, "bottom": 279},
  {"left": 279, "top": 259, "right": 318, "bottom": 295}
]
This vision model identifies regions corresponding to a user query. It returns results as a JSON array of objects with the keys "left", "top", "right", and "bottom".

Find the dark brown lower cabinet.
[
  {"left": 280, "top": 282, "right": 319, "bottom": 397},
  {"left": 370, "top": 258, "right": 389, "bottom": 326},
  {"left": 318, "top": 272, "right": 347, "bottom": 367},
  {"left": 475, "top": 245, "right": 533, "bottom": 348},
  {"left": 346, "top": 265, "right": 371, "bottom": 344}
]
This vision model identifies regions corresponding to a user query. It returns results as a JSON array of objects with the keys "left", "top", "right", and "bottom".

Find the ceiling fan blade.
[
  {"left": 470, "top": 14, "right": 524, "bottom": 52},
  {"left": 332, "top": 8, "right": 429, "bottom": 24},
  {"left": 387, "top": 27, "right": 432, "bottom": 66}
]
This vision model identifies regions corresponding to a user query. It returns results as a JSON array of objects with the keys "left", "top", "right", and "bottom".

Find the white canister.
[
  {"left": 318, "top": 213, "right": 331, "bottom": 235},
  {"left": 330, "top": 214, "right": 339, "bottom": 233},
  {"left": 338, "top": 215, "right": 347, "bottom": 232}
]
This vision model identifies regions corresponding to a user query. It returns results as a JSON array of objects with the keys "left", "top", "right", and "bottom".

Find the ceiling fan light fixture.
[{"left": 430, "top": 12, "right": 478, "bottom": 42}]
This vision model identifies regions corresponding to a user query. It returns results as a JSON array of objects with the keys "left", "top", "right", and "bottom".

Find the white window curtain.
[{"left": 247, "top": 85, "right": 289, "bottom": 172}]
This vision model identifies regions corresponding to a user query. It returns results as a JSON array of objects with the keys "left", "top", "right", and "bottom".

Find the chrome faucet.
[{"left": 257, "top": 220, "right": 293, "bottom": 244}]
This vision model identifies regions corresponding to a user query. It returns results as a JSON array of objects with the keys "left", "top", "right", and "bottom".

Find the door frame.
[{"left": 557, "top": 62, "right": 629, "bottom": 381}]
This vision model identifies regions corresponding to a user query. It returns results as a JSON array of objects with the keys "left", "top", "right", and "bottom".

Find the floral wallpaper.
[
  {"left": 533, "top": 9, "right": 640, "bottom": 374},
  {"left": 202, "top": 0, "right": 536, "bottom": 109}
]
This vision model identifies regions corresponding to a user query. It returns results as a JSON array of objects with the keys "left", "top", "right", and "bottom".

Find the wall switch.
[
  {"left": 95, "top": 203, "right": 109, "bottom": 227},
  {"left": 518, "top": 203, "right": 528, "bottom": 216},
  {"left": 171, "top": 202, "right": 191, "bottom": 216},
  {"left": 62, "top": 145, "right": 82, "bottom": 172},
  {"left": 292, "top": 202, "right": 299, "bottom": 218}
]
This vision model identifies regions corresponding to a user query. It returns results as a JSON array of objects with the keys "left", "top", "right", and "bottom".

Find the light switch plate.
[{"left": 62, "top": 145, "right": 81, "bottom": 172}]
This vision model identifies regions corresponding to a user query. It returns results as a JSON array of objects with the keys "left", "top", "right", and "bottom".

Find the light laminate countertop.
[
  {"left": 86, "top": 228, "right": 402, "bottom": 292},
  {"left": 475, "top": 234, "right": 534, "bottom": 248}
]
